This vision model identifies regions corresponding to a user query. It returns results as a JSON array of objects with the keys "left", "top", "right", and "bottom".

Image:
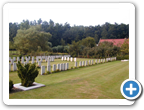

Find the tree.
[
  {"left": 120, "top": 39, "right": 129, "bottom": 55},
  {"left": 37, "top": 18, "right": 42, "bottom": 25},
  {"left": 81, "top": 37, "right": 96, "bottom": 48},
  {"left": 61, "top": 38, "right": 65, "bottom": 46},
  {"left": 20, "top": 20, "right": 30, "bottom": 30},
  {"left": 9, "top": 23, "right": 19, "bottom": 41},
  {"left": 14, "top": 25, "right": 52, "bottom": 54},
  {"left": 16, "top": 61, "right": 39, "bottom": 87}
]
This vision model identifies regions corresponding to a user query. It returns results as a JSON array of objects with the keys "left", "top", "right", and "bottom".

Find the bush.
[
  {"left": 9, "top": 80, "right": 13, "bottom": 91},
  {"left": 46, "top": 71, "right": 51, "bottom": 74},
  {"left": 16, "top": 61, "right": 39, "bottom": 87},
  {"left": 123, "top": 55, "right": 129, "bottom": 59},
  {"left": 56, "top": 69, "right": 60, "bottom": 72}
]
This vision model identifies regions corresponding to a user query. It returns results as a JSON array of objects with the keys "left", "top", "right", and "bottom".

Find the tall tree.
[{"left": 14, "top": 25, "right": 52, "bottom": 54}]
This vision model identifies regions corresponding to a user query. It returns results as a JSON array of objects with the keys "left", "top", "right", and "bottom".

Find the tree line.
[
  {"left": 9, "top": 18, "right": 129, "bottom": 58},
  {"left": 9, "top": 18, "right": 129, "bottom": 46}
]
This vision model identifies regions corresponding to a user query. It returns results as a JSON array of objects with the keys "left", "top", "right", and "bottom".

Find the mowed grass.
[{"left": 9, "top": 60, "right": 129, "bottom": 99}]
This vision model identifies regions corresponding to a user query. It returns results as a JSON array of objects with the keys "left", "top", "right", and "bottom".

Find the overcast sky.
[{"left": 8, "top": 3, "right": 130, "bottom": 26}]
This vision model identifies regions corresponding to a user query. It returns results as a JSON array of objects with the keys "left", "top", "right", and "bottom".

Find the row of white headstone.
[
  {"left": 41, "top": 63, "right": 69, "bottom": 75},
  {"left": 9, "top": 57, "right": 116, "bottom": 72},
  {"left": 73, "top": 57, "right": 117, "bottom": 68},
  {"left": 61, "top": 57, "right": 77, "bottom": 62}
]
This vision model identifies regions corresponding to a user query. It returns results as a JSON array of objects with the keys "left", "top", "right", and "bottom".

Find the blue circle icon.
[{"left": 121, "top": 79, "right": 142, "bottom": 100}]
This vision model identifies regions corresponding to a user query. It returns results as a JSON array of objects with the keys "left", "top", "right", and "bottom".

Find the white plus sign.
[{"left": 126, "top": 83, "right": 137, "bottom": 95}]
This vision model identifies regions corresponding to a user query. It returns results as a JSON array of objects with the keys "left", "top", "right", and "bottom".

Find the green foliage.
[
  {"left": 46, "top": 71, "right": 51, "bottom": 74},
  {"left": 9, "top": 80, "right": 13, "bottom": 92},
  {"left": 56, "top": 69, "right": 60, "bottom": 72},
  {"left": 81, "top": 37, "right": 96, "bottom": 48},
  {"left": 13, "top": 25, "right": 52, "bottom": 54},
  {"left": 16, "top": 61, "right": 39, "bottom": 87}
]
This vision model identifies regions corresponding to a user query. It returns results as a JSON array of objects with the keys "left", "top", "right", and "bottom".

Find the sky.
[{"left": 8, "top": 3, "right": 130, "bottom": 26}]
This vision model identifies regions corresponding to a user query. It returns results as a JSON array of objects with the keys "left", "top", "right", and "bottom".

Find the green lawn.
[{"left": 9, "top": 59, "right": 129, "bottom": 99}]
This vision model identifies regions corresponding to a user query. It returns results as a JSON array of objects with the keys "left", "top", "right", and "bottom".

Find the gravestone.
[
  {"left": 95, "top": 59, "right": 97, "bottom": 64},
  {"left": 38, "top": 61, "right": 41, "bottom": 67},
  {"left": 11, "top": 59, "right": 13, "bottom": 65},
  {"left": 75, "top": 62, "right": 77, "bottom": 67},
  {"left": 53, "top": 64, "right": 56, "bottom": 72},
  {"left": 64, "top": 57, "right": 67, "bottom": 61},
  {"left": 47, "top": 58, "right": 51, "bottom": 72},
  {"left": 17, "top": 57, "right": 20, "bottom": 63},
  {"left": 63, "top": 63, "right": 65, "bottom": 70},
  {"left": 65, "top": 63, "right": 67, "bottom": 70},
  {"left": 67, "top": 57, "right": 69, "bottom": 61},
  {"left": 60, "top": 63, "right": 63, "bottom": 71},
  {"left": 13, "top": 63, "right": 17, "bottom": 71},
  {"left": 82, "top": 61, "right": 85, "bottom": 66},
  {"left": 66, "top": 63, "right": 69, "bottom": 70},
  {"left": 31, "top": 57, "right": 34, "bottom": 64},
  {"left": 79, "top": 61, "right": 82, "bottom": 67},
  {"left": 85, "top": 61, "right": 88, "bottom": 66},
  {"left": 41, "top": 66, "right": 45, "bottom": 75},
  {"left": 61, "top": 57, "right": 64, "bottom": 61},
  {"left": 70, "top": 57, "right": 73, "bottom": 62},
  {"left": 13, "top": 57, "right": 16, "bottom": 62},
  {"left": 57, "top": 64, "right": 60, "bottom": 70},
  {"left": 89, "top": 60, "right": 91, "bottom": 65},
  {"left": 26, "top": 58, "right": 29, "bottom": 64},
  {"left": 74, "top": 58, "right": 77, "bottom": 62},
  {"left": 91, "top": 60, "right": 93, "bottom": 65}
]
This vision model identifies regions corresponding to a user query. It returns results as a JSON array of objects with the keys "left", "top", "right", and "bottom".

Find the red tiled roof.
[{"left": 99, "top": 38, "right": 128, "bottom": 47}]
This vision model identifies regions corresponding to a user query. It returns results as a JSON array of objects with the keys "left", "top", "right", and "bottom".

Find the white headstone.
[
  {"left": 63, "top": 63, "right": 65, "bottom": 70},
  {"left": 79, "top": 61, "right": 82, "bottom": 67},
  {"left": 82, "top": 61, "right": 85, "bottom": 66},
  {"left": 65, "top": 63, "right": 67, "bottom": 70},
  {"left": 57, "top": 64, "right": 60, "bottom": 70},
  {"left": 75, "top": 62, "right": 77, "bottom": 67},
  {"left": 31, "top": 57, "right": 34, "bottom": 64},
  {"left": 13, "top": 63, "right": 17, "bottom": 71},
  {"left": 89, "top": 60, "right": 91, "bottom": 65},
  {"left": 13, "top": 57, "right": 16, "bottom": 62},
  {"left": 85, "top": 61, "right": 88, "bottom": 66},
  {"left": 61, "top": 57, "right": 64, "bottom": 61},
  {"left": 95, "top": 59, "right": 97, "bottom": 64},
  {"left": 67, "top": 57, "right": 69, "bottom": 61},
  {"left": 91, "top": 60, "right": 93, "bottom": 65},
  {"left": 70, "top": 57, "right": 73, "bottom": 62},
  {"left": 38, "top": 61, "right": 41, "bottom": 67},
  {"left": 53, "top": 64, "right": 56, "bottom": 72},
  {"left": 74, "top": 58, "right": 77, "bottom": 62},
  {"left": 41, "top": 66, "right": 45, "bottom": 75},
  {"left": 66, "top": 63, "right": 69, "bottom": 70},
  {"left": 11, "top": 59, "right": 13, "bottom": 65}
]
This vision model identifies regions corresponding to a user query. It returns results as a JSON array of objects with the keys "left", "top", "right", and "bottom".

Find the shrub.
[
  {"left": 9, "top": 80, "right": 13, "bottom": 91},
  {"left": 46, "top": 71, "right": 51, "bottom": 74},
  {"left": 19, "top": 54, "right": 22, "bottom": 59},
  {"left": 56, "top": 69, "right": 60, "bottom": 72},
  {"left": 71, "top": 67, "right": 73, "bottom": 69},
  {"left": 16, "top": 61, "right": 39, "bottom": 87}
]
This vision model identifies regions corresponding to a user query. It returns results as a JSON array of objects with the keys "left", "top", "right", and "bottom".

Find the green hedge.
[{"left": 116, "top": 55, "right": 129, "bottom": 60}]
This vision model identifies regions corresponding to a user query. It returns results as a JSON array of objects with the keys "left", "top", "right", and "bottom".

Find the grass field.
[{"left": 9, "top": 59, "right": 129, "bottom": 99}]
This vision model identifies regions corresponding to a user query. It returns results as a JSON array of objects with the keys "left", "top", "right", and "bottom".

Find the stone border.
[{"left": 14, "top": 82, "right": 45, "bottom": 91}]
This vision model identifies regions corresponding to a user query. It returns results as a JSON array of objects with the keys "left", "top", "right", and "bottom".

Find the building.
[{"left": 98, "top": 38, "right": 128, "bottom": 47}]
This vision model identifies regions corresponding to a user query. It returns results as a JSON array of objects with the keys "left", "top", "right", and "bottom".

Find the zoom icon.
[{"left": 120, "top": 79, "right": 142, "bottom": 100}]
